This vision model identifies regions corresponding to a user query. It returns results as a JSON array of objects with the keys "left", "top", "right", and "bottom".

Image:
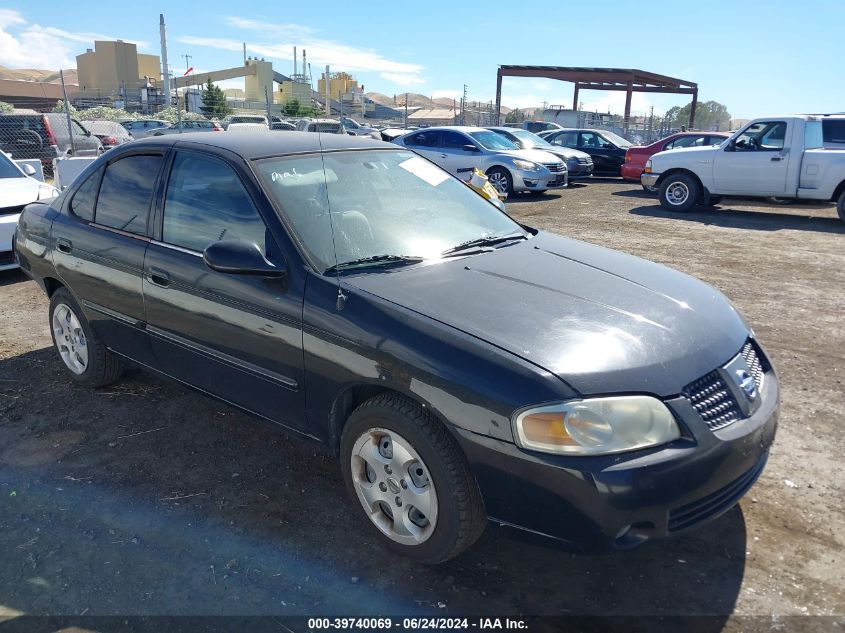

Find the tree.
[
  {"left": 664, "top": 100, "right": 731, "bottom": 131},
  {"left": 0, "top": 101, "right": 13, "bottom": 114},
  {"left": 52, "top": 100, "right": 79, "bottom": 117},
  {"left": 505, "top": 108, "right": 526, "bottom": 124},
  {"left": 283, "top": 99, "right": 301, "bottom": 117},
  {"left": 200, "top": 79, "right": 232, "bottom": 117}
]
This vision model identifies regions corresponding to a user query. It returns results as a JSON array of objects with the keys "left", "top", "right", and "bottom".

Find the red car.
[{"left": 622, "top": 131, "right": 731, "bottom": 191}]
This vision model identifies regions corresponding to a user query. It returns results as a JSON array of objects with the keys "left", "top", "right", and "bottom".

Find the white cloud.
[
  {"left": 0, "top": 9, "right": 148, "bottom": 71},
  {"left": 178, "top": 16, "right": 425, "bottom": 88}
]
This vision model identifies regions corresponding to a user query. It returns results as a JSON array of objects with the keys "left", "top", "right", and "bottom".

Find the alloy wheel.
[
  {"left": 666, "top": 181, "right": 690, "bottom": 206},
  {"left": 52, "top": 303, "right": 88, "bottom": 374}
]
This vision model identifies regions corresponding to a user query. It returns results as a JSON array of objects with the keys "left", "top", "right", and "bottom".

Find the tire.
[
  {"left": 658, "top": 173, "right": 699, "bottom": 212},
  {"left": 49, "top": 288, "right": 123, "bottom": 387},
  {"left": 641, "top": 183, "right": 657, "bottom": 194},
  {"left": 708, "top": 195, "right": 723, "bottom": 206},
  {"left": 837, "top": 191, "right": 845, "bottom": 223},
  {"left": 485, "top": 167, "right": 513, "bottom": 196},
  {"left": 340, "top": 393, "right": 486, "bottom": 564}
]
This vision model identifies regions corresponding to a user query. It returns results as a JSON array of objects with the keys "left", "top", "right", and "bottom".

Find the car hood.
[
  {"left": 347, "top": 231, "right": 748, "bottom": 397},
  {"left": 0, "top": 177, "right": 42, "bottom": 209},
  {"left": 651, "top": 145, "right": 719, "bottom": 167},
  {"left": 531, "top": 145, "right": 590, "bottom": 161},
  {"left": 499, "top": 148, "right": 565, "bottom": 165}
]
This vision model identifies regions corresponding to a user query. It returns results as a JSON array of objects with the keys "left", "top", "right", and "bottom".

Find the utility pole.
[
  {"left": 461, "top": 84, "right": 468, "bottom": 125},
  {"left": 60, "top": 69, "right": 75, "bottom": 155},
  {"left": 404, "top": 94, "right": 408, "bottom": 128},
  {"left": 265, "top": 85, "right": 272, "bottom": 127},
  {"left": 325, "top": 65, "right": 331, "bottom": 117}
]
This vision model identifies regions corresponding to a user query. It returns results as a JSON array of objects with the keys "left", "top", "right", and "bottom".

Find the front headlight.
[
  {"left": 513, "top": 159, "right": 540, "bottom": 171},
  {"left": 513, "top": 396, "right": 680, "bottom": 455},
  {"left": 37, "top": 184, "right": 59, "bottom": 200}
]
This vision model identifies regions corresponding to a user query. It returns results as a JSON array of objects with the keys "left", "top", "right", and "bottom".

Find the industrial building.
[{"left": 76, "top": 40, "right": 160, "bottom": 96}]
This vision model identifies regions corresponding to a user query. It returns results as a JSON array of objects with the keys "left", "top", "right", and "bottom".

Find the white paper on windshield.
[{"left": 399, "top": 156, "right": 449, "bottom": 187}]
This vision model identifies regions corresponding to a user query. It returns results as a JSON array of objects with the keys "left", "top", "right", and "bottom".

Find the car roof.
[{"left": 128, "top": 131, "right": 390, "bottom": 159}]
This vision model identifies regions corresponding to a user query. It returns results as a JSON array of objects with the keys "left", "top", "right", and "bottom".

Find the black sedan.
[
  {"left": 540, "top": 128, "right": 632, "bottom": 176},
  {"left": 15, "top": 132, "right": 778, "bottom": 563}
]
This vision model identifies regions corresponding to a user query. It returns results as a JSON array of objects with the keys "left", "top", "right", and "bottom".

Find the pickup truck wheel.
[
  {"left": 659, "top": 173, "right": 699, "bottom": 212},
  {"left": 837, "top": 191, "right": 845, "bottom": 222},
  {"left": 340, "top": 393, "right": 486, "bottom": 564},
  {"left": 485, "top": 167, "right": 513, "bottom": 196},
  {"left": 49, "top": 288, "right": 123, "bottom": 387}
]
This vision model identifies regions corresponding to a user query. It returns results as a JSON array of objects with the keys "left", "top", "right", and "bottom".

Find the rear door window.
[
  {"left": 162, "top": 152, "right": 269, "bottom": 254},
  {"left": 405, "top": 131, "right": 440, "bottom": 148},
  {"left": 94, "top": 155, "right": 163, "bottom": 234},
  {"left": 70, "top": 166, "right": 103, "bottom": 221},
  {"left": 550, "top": 132, "right": 578, "bottom": 148}
]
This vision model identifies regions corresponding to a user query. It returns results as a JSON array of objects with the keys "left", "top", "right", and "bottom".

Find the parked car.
[
  {"left": 226, "top": 122, "right": 270, "bottom": 134},
  {"left": 271, "top": 117, "right": 297, "bottom": 131},
  {"left": 222, "top": 115, "right": 268, "bottom": 130},
  {"left": 0, "top": 113, "right": 102, "bottom": 169},
  {"left": 642, "top": 115, "right": 845, "bottom": 221},
  {"left": 304, "top": 119, "right": 344, "bottom": 134},
  {"left": 119, "top": 119, "right": 170, "bottom": 139},
  {"left": 540, "top": 128, "right": 632, "bottom": 176},
  {"left": 81, "top": 120, "right": 135, "bottom": 149},
  {"left": 15, "top": 132, "right": 778, "bottom": 562},
  {"left": 395, "top": 126, "right": 567, "bottom": 195},
  {"left": 0, "top": 151, "right": 58, "bottom": 270},
  {"left": 151, "top": 120, "right": 223, "bottom": 135},
  {"left": 622, "top": 132, "right": 731, "bottom": 191},
  {"left": 822, "top": 115, "right": 845, "bottom": 149},
  {"left": 487, "top": 127, "right": 594, "bottom": 180},
  {"left": 341, "top": 117, "right": 378, "bottom": 136}
]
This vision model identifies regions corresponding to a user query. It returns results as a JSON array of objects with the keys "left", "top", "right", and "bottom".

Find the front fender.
[{"left": 651, "top": 148, "right": 717, "bottom": 191}]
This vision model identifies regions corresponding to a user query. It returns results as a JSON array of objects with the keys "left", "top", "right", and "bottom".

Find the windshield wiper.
[
  {"left": 323, "top": 254, "right": 424, "bottom": 274},
  {"left": 441, "top": 232, "right": 528, "bottom": 256}
]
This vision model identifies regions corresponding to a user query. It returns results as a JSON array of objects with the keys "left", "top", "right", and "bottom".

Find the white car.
[
  {"left": 395, "top": 126, "right": 567, "bottom": 195},
  {"left": 226, "top": 122, "right": 270, "bottom": 134},
  {"left": 0, "top": 152, "right": 59, "bottom": 271},
  {"left": 641, "top": 115, "right": 845, "bottom": 221}
]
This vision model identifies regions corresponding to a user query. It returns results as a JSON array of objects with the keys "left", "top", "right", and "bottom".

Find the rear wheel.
[
  {"left": 340, "top": 393, "right": 486, "bottom": 563},
  {"left": 49, "top": 288, "right": 123, "bottom": 387},
  {"left": 837, "top": 191, "right": 845, "bottom": 223},
  {"left": 485, "top": 167, "right": 513, "bottom": 196},
  {"left": 658, "top": 173, "right": 699, "bottom": 212}
]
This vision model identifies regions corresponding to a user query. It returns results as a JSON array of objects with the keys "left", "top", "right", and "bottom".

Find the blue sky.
[{"left": 0, "top": 1, "right": 842, "bottom": 118}]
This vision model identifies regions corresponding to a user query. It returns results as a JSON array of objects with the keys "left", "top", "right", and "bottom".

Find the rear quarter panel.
[
  {"left": 798, "top": 149, "right": 845, "bottom": 199},
  {"left": 14, "top": 201, "right": 59, "bottom": 288}
]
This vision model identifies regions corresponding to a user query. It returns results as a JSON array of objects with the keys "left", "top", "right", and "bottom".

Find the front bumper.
[
  {"left": 0, "top": 213, "right": 20, "bottom": 271},
  {"left": 452, "top": 361, "right": 778, "bottom": 550},
  {"left": 513, "top": 168, "right": 568, "bottom": 192},
  {"left": 641, "top": 172, "right": 660, "bottom": 188},
  {"left": 567, "top": 163, "right": 594, "bottom": 179}
]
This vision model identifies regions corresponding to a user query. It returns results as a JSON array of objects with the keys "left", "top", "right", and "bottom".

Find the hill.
[
  {"left": 366, "top": 91, "right": 513, "bottom": 114},
  {"left": 0, "top": 65, "right": 79, "bottom": 85}
]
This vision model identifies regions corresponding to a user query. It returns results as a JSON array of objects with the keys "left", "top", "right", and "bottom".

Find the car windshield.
[
  {"left": 504, "top": 129, "right": 554, "bottom": 149},
  {"left": 469, "top": 131, "right": 519, "bottom": 151},
  {"left": 311, "top": 123, "right": 341, "bottom": 133},
  {"left": 0, "top": 153, "right": 24, "bottom": 179},
  {"left": 254, "top": 149, "right": 526, "bottom": 272},
  {"left": 600, "top": 131, "right": 633, "bottom": 148}
]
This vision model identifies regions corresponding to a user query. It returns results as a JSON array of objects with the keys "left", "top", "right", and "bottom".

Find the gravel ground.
[{"left": 0, "top": 181, "right": 843, "bottom": 625}]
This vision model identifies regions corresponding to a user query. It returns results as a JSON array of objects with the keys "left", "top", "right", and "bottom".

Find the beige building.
[
  {"left": 318, "top": 72, "right": 358, "bottom": 101},
  {"left": 76, "top": 40, "right": 161, "bottom": 95},
  {"left": 278, "top": 79, "right": 312, "bottom": 106},
  {"left": 244, "top": 58, "right": 273, "bottom": 102}
]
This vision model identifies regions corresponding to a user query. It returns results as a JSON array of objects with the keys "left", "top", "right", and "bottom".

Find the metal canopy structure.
[{"left": 495, "top": 66, "right": 699, "bottom": 129}]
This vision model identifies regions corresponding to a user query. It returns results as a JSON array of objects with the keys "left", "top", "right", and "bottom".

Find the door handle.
[
  {"left": 147, "top": 268, "right": 170, "bottom": 288},
  {"left": 771, "top": 156, "right": 784, "bottom": 162},
  {"left": 56, "top": 238, "right": 72, "bottom": 254},
  {"left": 440, "top": 153, "right": 448, "bottom": 158}
]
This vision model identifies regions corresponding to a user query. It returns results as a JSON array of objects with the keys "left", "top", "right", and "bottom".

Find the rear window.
[
  {"left": 94, "top": 155, "right": 163, "bottom": 234},
  {"left": 822, "top": 119, "right": 845, "bottom": 144}
]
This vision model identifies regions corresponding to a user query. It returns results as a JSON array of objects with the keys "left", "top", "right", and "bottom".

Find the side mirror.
[
  {"left": 203, "top": 239, "right": 285, "bottom": 277},
  {"left": 22, "top": 164, "right": 37, "bottom": 176},
  {"left": 725, "top": 139, "right": 737, "bottom": 152},
  {"left": 462, "top": 144, "right": 480, "bottom": 152}
]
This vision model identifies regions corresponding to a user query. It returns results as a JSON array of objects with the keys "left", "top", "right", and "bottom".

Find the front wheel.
[
  {"left": 49, "top": 288, "right": 123, "bottom": 387},
  {"left": 658, "top": 173, "right": 700, "bottom": 212},
  {"left": 837, "top": 190, "right": 845, "bottom": 223},
  {"left": 340, "top": 393, "right": 486, "bottom": 564},
  {"left": 485, "top": 167, "right": 513, "bottom": 196}
]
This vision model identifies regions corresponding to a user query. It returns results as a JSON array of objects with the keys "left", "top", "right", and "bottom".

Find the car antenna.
[{"left": 315, "top": 131, "right": 347, "bottom": 311}]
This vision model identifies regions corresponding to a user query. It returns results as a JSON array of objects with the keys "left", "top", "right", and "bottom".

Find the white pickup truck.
[{"left": 641, "top": 116, "right": 845, "bottom": 222}]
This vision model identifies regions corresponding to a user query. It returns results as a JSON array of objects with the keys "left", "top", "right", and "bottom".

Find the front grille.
[
  {"left": 0, "top": 204, "right": 25, "bottom": 216},
  {"left": 683, "top": 371, "right": 742, "bottom": 431},
  {"left": 577, "top": 157, "right": 591, "bottom": 165},
  {"left": 741, "top": 341, "right": 764, "bottom": 389},
  {"left": 668, "top": 455, "right": 767, "bottom": 532},
  {"left": 543, "top": 162, "right": 565, "bottom": 173}
]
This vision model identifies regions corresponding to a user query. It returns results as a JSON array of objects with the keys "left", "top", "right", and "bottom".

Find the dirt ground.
[{"left": 0, "top": 181, "right": 843, "bottom": 626}]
